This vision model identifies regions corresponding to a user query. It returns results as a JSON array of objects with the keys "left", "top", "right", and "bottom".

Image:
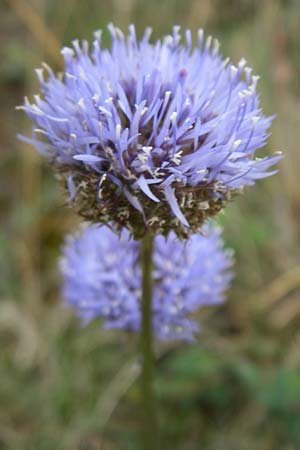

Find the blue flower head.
[
  {"left": 60, "top": 224, "right": 233, "bottom": 341},
  {"left": 19, "top": 25, "right": 282, "bottom": 238}
]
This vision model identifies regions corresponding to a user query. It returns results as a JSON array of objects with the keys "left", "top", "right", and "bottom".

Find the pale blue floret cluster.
[
  {"left": 60, "top": 224, "right": 233, "bottom": 340},
  {"left": 19, "top": 25, "right": 282, "bottom": 237}
]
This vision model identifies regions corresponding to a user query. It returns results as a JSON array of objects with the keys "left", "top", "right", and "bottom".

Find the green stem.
[{"left": 140, "top": 233, "right": 159, "bottom": 450}]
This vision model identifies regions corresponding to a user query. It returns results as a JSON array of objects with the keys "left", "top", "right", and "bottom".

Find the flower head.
[
  {"left": 19, "top": 25, "right": 282, "bottom": 238},
  {"left": 60, "top": 224, "right": 233, "bottom": 341}
]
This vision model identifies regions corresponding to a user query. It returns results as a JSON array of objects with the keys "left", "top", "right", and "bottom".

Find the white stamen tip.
[
  {"left": 230, "top": 65, "right": 238, "bottom": 78},
  {"left": 233, "top": 139, "right": 242, "bottom": 149},
  {"left": 206, "top": 36, "right": 212, "bottom": 49},
  {"left": 223, "top": 57, "right": 230, "bottom": 68},
  {"left": 94, "top": 30, "right": 102, "bottom": 41},
  {"left": 116, "top": 123, "right": 122, "bottom": 138},
  {"left": 213, "top": 38, "right": 220, "bottom": 54},
  {"left": 61, "top": 47, "right": 75, "bottom": 57},
  {"left": 239, "top": 57, "right": 247, "bottom": 68},
  {"left": 164, "top": 35, "right": 173, "bottom": 45}
]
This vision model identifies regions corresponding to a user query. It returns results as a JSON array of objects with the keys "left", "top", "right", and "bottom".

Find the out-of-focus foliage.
[{"left": 1, "top": 0, "right": 300, "bottom": 449}]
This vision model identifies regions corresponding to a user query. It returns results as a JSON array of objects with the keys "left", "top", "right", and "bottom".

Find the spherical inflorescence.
[
  {"left": 60, "top": 224, "right": 233, "bottom": 341},
  {"left": 19, "top": 25, "right": 282, "bottom": 238}
]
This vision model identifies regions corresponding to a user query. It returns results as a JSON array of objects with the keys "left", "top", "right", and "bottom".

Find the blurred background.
[{"left": 1, "top": 0, "right": 300, "bottom": 449}]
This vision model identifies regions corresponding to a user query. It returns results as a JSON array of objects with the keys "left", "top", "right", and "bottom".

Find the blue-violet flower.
[
  {"left": 60, "top": 224, "right": 233, "bottom": 340},
  {"left": 19, "top": 25, "right": 282, "bottom": 238}
]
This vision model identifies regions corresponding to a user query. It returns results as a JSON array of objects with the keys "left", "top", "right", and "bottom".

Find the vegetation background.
[{"left": 1, "top": 0, "right": 300, "bottom": 449}]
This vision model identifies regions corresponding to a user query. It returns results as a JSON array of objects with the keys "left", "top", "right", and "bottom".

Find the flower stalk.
[{"left": 140, "top": 232, "right": 159, "bottom": 449}]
